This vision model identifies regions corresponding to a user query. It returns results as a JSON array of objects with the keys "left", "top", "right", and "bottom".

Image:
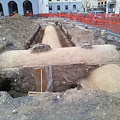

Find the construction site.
[{"left": 0, "top": 14, "right": 120, "bottom": 120}]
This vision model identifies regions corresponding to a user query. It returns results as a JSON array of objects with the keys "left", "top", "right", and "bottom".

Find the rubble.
[
  {"left": 30, "top": 43, "right": 51, "bottom": 53},
  {"left": 0, "top": 89, "right": 120, "bottom": 120}
]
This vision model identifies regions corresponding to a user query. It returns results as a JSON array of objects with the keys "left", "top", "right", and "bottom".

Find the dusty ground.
[
  {"left": 88, "top": 64, "right": 120, "bottom": 93},
  {"left": 0, "top": 45, "right": 120, "bottom": 69},
  {"left": 0, "top": 89, "right": 120, "bottom": 120}
]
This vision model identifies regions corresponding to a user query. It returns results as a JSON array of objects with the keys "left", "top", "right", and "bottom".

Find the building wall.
[
  {"left": 106, "top": 0, "right": 118, "bottom": 13},
  {"left": 0, "top": 0, "right": 48, "bottom": 16},
  {"left": 97, "top": 0, "right": 107, "bottom": 8},
  {"left": 114, "top": 0, "right": 120, "bottom": 14},
  {"left": 38, "top": 0, "right": 49, "bottom": 14},
  {"left": 48, "top": 0, "right": 81, "bottom": 3},
  {"left": 48, "top": 0, "right": 81, "bottom": 13},
  {"left": 90, "top": 0, "right": 98, "bottom": 8}
]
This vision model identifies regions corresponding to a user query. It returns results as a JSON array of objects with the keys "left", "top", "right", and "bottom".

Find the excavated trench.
[
  {"left": 0, "top": 22, "right": 120, "bottom": 98},
  {"left": 0, "top": 25, "right": 82, "bottom": 97}
]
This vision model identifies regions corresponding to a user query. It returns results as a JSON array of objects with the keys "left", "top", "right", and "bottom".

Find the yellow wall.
[{"left": 97, "top": 0, "right": 107, "bottom": 7}]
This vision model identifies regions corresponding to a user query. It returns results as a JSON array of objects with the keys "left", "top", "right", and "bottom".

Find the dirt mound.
[
  {"left": 88, "top": 64, "right": 120, "bottom": 93},
  {"left": 0, "top": 14, "right": 39, "bottom": 51}
]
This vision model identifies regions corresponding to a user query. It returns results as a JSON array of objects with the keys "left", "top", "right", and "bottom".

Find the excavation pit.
[
  {"left": 0, "top": 63, "right": 99, "bottom": 98},
  {"left": 0, "top": 16, "right": 120, "bottom": 98}
]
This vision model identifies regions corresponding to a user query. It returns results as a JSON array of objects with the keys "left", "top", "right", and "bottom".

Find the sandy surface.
[
  {"left": 0, "top": 45, "right": 120, "bottom": 69},
  {"left": 42, "top": 26, "right": 61, "bottom": 48},
  {"left": 88, "top": 64, "right": 120, "bottom": 93}
]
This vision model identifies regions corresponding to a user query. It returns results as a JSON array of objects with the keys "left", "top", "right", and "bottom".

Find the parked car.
[{"left": 91, "top": 11, "right": 105, "bottom": 14}]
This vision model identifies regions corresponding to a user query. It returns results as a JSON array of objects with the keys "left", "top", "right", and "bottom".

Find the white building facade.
[
  {"left": 0, "top": 0, "right": 49, "bottom": 16},
  {"left": 106, "top": 0, "right": 120, "bottom": 13},
  {"left": 48, "top": 0, "right": 82, "bottom": 13}
]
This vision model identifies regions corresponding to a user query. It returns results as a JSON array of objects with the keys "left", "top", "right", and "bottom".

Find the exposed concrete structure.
[{"left": 0, "top": 45, "right": 120, "bottom": 69}]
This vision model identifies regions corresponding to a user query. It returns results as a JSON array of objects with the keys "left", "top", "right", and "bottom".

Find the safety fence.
[
  {"left": 27, "top": 13, "right": 120, "bottom": 34},
  {"left": 83, "top": 13, "right": 120, "bottom": 34}
]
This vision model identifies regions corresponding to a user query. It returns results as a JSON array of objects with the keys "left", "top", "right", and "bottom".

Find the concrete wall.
[
  {"left": 115, "top": 0, "right": 120, "bottom": 14},
  {"left": 38, "top": 0, "right": 49, "bottom": 14},
  {"left": 0, "top": 0, "right": 48, "bottom": 16}
]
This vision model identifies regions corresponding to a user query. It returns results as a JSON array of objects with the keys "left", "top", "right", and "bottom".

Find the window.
[
  {"left": 65, "top": 5, "right": 68, "bottom": 10},
  {"left": 73, "top": 5, "right": 76, "bottom": 9},
  {"left": 104, "top": 1, "right": 107, "bottom": 7},
  {"left": 49, "top": 5, "right": 52, "bottom": 10},
  {"left": 57, "top": 5, "right": 60, "bottom": 10},
  {"left": 101, "top": 2, "right": 103, "bottom": 7}
]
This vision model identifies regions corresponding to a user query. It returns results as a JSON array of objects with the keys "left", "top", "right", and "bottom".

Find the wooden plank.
[
  {"left": 34, "top": 68, "right": 48, "bottom": 92},
  {"left": 28, "top": 91, "right": 41, "bottom": 96}
]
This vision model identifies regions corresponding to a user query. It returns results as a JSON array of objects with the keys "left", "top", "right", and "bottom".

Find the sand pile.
[{"left": 88, "top": 64, "right": 120, "bottom": 93}]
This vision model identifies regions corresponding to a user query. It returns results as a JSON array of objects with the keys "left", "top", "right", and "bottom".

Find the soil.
[
  {"left": 0, "top": 16, "right": 120, "bottom": 120},
  {"left": 55, "top": 27, "right": 73, "bottom": 47},
  {"left": 0, "top": 89, "right": 120, "bottom": 120},
  {"left": 0, "top": 14, "right": 40, "bottom": 51}
]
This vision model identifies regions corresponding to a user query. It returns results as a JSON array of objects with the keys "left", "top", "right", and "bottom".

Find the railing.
[{"left": 33, "top": 13, "right": 120, "bottom": 34}]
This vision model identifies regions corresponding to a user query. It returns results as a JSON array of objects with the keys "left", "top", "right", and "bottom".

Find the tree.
[{"left": 81, "top": 0, "right": 91, "bottom": 12}]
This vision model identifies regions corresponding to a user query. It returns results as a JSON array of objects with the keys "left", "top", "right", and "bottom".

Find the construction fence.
[{"left": 38, "top": 13, "right": 120, "bottom": 34}]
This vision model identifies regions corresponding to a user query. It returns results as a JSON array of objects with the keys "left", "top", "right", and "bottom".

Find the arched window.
[
  {"left": 8, "top": 1, "right": 18, "bottom": 16},
  {"left": 23, "top": 0, "right": 33, "bottom": 14},
  {"left": 0, "top": 3, "right": 4, "bottom": 16}
]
